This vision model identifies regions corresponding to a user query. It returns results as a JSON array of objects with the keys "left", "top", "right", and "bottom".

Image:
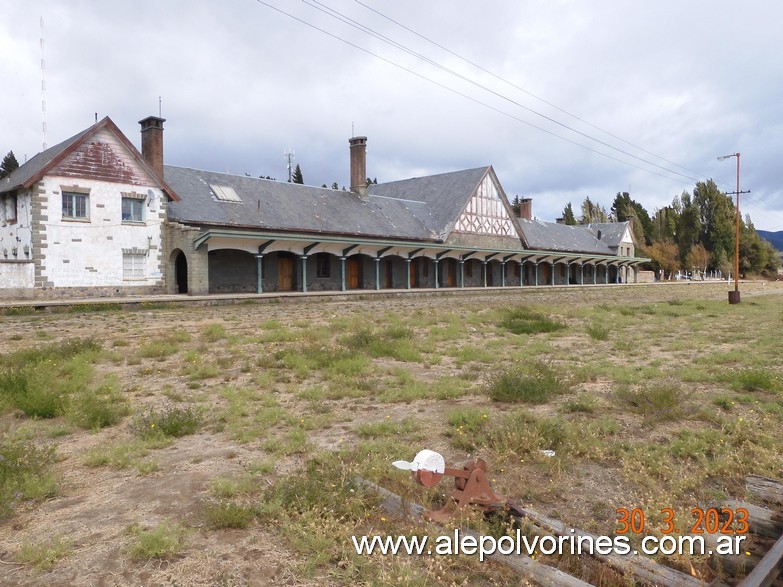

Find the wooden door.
[
  {"left": 384, "top": 259, "right": 393, "bottom": 289},
  {"left": 410, "top": 259, "right": 419, "bottom": 288},
  {"left": 541, "top": 263, "right": 551, "bottom": 285},
  {"left": 278, "top": 256, "right": 294, "bottom": 291},
  {"left": 446, "top": 259, "right": 456, "bottom": 287},
  {"left": 486, "top": 262, "right": 494, "bottom": 287},
  {"left": 347, "top": 257, "right": 361, "bottom": 289}
]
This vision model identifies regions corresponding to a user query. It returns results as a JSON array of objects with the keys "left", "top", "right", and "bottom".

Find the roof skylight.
[{"left": 210, "top": 184, "right": 242, "bottom": 203}]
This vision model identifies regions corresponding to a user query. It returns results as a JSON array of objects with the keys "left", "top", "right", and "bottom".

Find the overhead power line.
[
  {"left": 255, "top": 0, "right": 701, "bottom": 185},
  {"left": 353, "top": 0, "right": 708, "bottom": 182},
  {"left": 255, "top": 1, "right": 783, "bottom": 228},
  {"left": 304, "top": 0, "right": 704, "bottom": 185}
]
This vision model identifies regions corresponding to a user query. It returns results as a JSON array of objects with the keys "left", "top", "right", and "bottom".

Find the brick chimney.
[
  {"left": 139, "top": 116, "right": 166, "bottom": 178},
  {"left": 519, "top": 197, "right": 532, "bottom": 220},
  {"left": 349, "top": 136, "right": 368, "bottom": 199}
]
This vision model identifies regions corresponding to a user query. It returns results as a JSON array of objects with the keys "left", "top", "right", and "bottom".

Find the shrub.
[
  {"left": 202, "top": 324, "right": 227, "bottom": 342},
  {"left": 68, "top": 376, "right": 129, "bottom": 429},
  {"left": 0, "top": 371, "right": 63, "bottom": 418},
  {"left": 204, "top": 500, "right": 256, "bottom": 529},
  {"left": 133, "top": 404, "right": 202, "bottom": 438},
  {"left": 729, "top": 369, "right": 778, "bottom": 392},
  {"left": 0, "top": 437, "right": 56, "bottom": 520},
  {"left": 16, "top": 534, "right": 72, "bottom": 570},
  {"left": 0, "top": 338, "right": 101, "bottom": 419},
  {"left": 126, "top": 520, "right": 187, "bottom": 560},
  {"left": 498, "top": 307, "right": 565, "bottom": 335},
  {"left": 616, "top": 384, "right": 683, "bottom": 423},
  {"left": 136, "top": 342, "right": 178, "bottom": 359},
  {"left": 563, "top": 394, "right": 598, "bottom": 413},
  {"left": 586, "top": 324, "right": 610, "bottom": 341},
  {"left": 486, "top": 362, "right": 563, "bottom": 403}
]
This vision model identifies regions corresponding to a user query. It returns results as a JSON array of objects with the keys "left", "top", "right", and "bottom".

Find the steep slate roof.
[
  {"left": 0, "top": 127, "right": 93, "bottom": 195},
  {"left": 0, "top": 117, "right": 179, "bottom": 201},
  {"left": 165, "top": 166, "right": 436, "bottom": 241},
  {"left": 165, "top": 163, "right": 634, "bottom": 255},
  {"left": 517, "top": 218, "right": 630, "bottom": 255},
  {"left": 367, "top": 167, "right": 491, "bottom": 236},
  {"left": 585, "top": 222, "right": 632, "bottom": 247}
]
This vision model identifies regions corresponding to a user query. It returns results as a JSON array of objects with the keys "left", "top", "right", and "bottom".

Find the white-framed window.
[
  {"left": 62, "top": 191, "right": 89, "bottom": 220},
  {"left": 122, "top": 197, "right": 144, "bottom": 223},
  {"left": 123, "top": 251, "right": 146, "bottom": 280}
]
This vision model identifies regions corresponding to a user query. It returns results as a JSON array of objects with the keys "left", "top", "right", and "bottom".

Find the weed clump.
[
  {"left": 340, "top": 325, "right": 420, "bottom": 362},
  {"left": 16, "top": 534, "right": 72, "bottom": 570},
  {"left": 204, "top": 500, "right": 256, "bottom": 529},
  {"left": 0, "top": 437, "right": 57, "bottom": 520},
  {"left": 498, "top": 307, "right": 565, "bottom": 335},
  {"left": 729, "top": 369, "right": 778, "bottom": 392},
  {"left": 133, "top": 404, "right": 203, "bottom": 438},
  {"left": 586, "top": 324, "right": 610, "bottom": 341},
  {"left": 126, "top": 520, "right": 188, "bottom": 560},
  {"left": 68, "top": 376, "right": 130, "bottom": 429},
  {"left": 616, "top": 384, "right": 683, "bottom": 424},
  {"left": 0, "top": 338, "right": 109, "bottom": 422},
  {"left": 486, "top": 362, "right": 563, "bottom": 403}
]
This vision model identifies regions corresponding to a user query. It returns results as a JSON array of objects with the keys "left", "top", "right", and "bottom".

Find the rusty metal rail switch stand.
[{"left": 393, "top": 450, "right": 505, "bottom": 523}]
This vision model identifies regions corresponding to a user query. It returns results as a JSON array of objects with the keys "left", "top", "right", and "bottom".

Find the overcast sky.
[{"left": 3, "top": 1, "right": 782, "bottom": 231}]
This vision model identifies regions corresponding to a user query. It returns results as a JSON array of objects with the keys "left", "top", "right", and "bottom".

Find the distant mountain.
[{"left": 758, "top": 230, "right": 783, "bottom": 251}]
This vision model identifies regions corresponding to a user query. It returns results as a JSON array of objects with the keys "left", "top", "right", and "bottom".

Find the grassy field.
[{"left": 0, "top": 282, "right": 781, "bottom": 586}]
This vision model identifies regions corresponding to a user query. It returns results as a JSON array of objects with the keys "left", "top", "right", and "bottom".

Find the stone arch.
[{"left": 168, "top": 249, "right": 188, "bottom": 294}]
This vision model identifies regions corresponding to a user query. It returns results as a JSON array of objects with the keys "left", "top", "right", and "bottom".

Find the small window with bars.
[{"left": 316, "top": 253, "right": 331, "bottom": 278}]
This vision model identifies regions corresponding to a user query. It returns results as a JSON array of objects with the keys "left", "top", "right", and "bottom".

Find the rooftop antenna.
[
  {"left": 159, "top": 96, "right": 162, "bottom": 118},
  {"left": 284, "top": 148, "right": 295, "bottom": 182},
  {"left": 40, "top": 17, "right": 47, "bottom": 150}
]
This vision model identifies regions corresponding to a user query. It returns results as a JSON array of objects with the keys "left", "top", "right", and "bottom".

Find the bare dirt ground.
[{"left": 1, "top": 281, "right": 781, "bottom": 586}]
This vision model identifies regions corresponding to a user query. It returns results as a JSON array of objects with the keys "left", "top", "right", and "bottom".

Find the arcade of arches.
[{"left": 168, "top": 233, "right": 643, "bottom": 295}]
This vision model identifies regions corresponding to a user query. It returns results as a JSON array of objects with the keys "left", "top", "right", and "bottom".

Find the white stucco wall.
[
  {"left": 0, "top": 261, "right": 34, "bottom": 291},
  {"left": 0, "top": 189, "right": 33, "bottom": 262},
  {"left": 39, "top": 176, "right": 166, "bottom": 288}
]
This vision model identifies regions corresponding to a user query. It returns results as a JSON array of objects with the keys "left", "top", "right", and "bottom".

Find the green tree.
[
  {"left": 578, "top": 196, "right": 609, "bottom": 224},
  {"left": 651, "top": 206, "right": 679, "bottom": 242},
  {"left": 511, "top": 196, "right": 522, "bottom": 217},
  {"left": 712, "top": 248, "right": 733, "bottom": 278},
  {"left": 611, "top": 192, "right": 653, "bottom": 244},
  {"left": 676, "top": 192, "right": 701, "bottom": 267},
  {"left": 0, "top": 151, "right": 19, "bottom": 178},
  {"left": 292, "top": 164, "right": 304, "bottom": 185},
  {"left": 562, "top": 202, "right": 576, "bottom": 225},
  {"left": 739, "top": 214, "right": 780, "bottom": 276},
  {"left": 692, "top": 179, "right": 734, "bottom": 267}
]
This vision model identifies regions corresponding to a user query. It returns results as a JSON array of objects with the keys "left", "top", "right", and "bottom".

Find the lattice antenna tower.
[
  {"left": 284, "top": 148, "right": 295, "bottom": 182},
  {"left": 40, "top": 17, "right": 47, "bottom": 150}
]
